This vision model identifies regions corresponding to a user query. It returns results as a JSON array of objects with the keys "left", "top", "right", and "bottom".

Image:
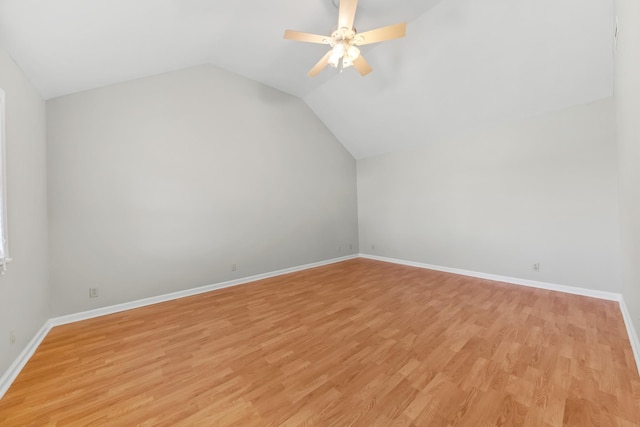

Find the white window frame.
[{"left": 0, "top": 88, "right": 9, "bottom": 272}]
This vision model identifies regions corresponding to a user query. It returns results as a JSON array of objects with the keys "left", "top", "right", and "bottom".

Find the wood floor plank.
[{"left": 1, "top": 258, "right": 639, "bottom": 426}]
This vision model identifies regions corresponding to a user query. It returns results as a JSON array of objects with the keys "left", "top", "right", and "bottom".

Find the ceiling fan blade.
[
  {"left": 284, "top": 30, "right": 331, "bottom": 44},
  {"left": 353, "top": 55, "right": 372, "bottom": 76},
  {"left": 354, "top": 22, "right": 406, "bottom": 46},
  {"left": 338, "top": 0, "right": 358, "bottom": 30},
  {"left": 308, "top": 50, "right": 333, "bottom": 77}
]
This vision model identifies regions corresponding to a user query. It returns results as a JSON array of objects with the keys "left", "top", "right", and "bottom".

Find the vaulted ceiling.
[{"left": 0, "top": 0, "right": 614, "bottom": 158}]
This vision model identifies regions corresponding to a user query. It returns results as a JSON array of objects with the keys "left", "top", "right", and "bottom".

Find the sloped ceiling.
[{"left": 0, "top": 0, "right": 614, "bottom": 159}]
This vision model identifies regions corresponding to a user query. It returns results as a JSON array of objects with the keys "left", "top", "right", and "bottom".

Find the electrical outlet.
[
  {"left": 89, "top": 288, "right": 99, "bottom": 298},
  {"left": 533, "top": 263, "right": 540, "bottom": 272},
  {"left": 9, "top": 330, "right": 16, "bottom": 345},
  {"left": 231, "top": 264, "right": 237, "bottom": 272}
]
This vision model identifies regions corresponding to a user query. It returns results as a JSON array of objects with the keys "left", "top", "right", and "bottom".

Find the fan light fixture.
[
  {"left": 284, "top": 0, "right": 406, "bottom": 77},
  {"left": 326, "top": 26, "right": 363, "bottom": 70}
]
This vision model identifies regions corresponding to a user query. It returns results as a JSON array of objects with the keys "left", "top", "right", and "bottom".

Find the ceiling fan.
[{"left": 283, "top": 0, "right": 406, "bottom": 77}]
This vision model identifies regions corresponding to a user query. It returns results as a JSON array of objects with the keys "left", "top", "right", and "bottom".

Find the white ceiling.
[{"left": 0, "top": 0, "right": 614, "bottom": 159}]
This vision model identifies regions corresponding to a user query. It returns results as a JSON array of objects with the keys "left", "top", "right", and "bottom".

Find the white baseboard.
[
  {"left": 1, "top": 254, "right": 357, "bottom": 399},
  {"left": 619, "top": 297, "right": 640, "bottom": 374},
  {"left": 0, "top": 320, "right": 53, "bottom": 399},
  {"left": 359, "top": 253, "right": 622, "bottom": 301},
  {"left": 49, "top": 254, "right": 359, "bottom": 327}
]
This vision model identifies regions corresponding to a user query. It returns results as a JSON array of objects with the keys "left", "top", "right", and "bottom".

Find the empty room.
[{"left": 1, "top": 0, "right": 640, "bottom": 425}]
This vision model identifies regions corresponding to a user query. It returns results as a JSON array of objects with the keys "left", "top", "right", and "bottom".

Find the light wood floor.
[{"left": 1, "top": 258, "right": 639, "bottom": 426}]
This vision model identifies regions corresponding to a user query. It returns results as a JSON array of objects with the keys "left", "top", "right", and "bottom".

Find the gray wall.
[
  {"left": 0, "top": 48, "right": 49, "bottom": 374},
  {"left": 615, "top": 0, "right": 640, "bottom": 334},
  {"left": 358, "top": 98, "right": 621, "bottom": 292},
  {"left": 47, "top": 65, "right": 358, "bottom": 316}
]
